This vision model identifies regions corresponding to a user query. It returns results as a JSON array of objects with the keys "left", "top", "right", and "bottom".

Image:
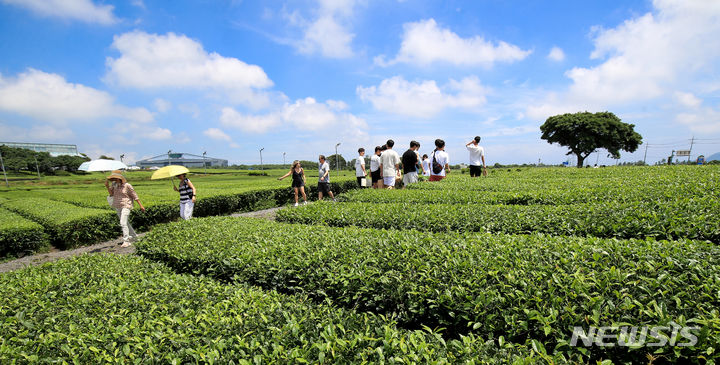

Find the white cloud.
[
  {"left": 674, "top": 91, "right": 701, "bottom": 108},
  {"left": 0, "top": 0, "right": 118, "bottom": 25},
  {"left": 220, "top": 108, "right": 282, "bottom": 134},
  {"left": 565, "top": 0, "right": 720, "bottom": 105},
  {"left": 547, "top": 46, "right": 565, "bottom": 62},
  {"left": 203, "top": 127, "right": 232, "bottom": 141},
  {"left": 484, "top": 125, "right": 539, "bottom": 137},
  {"left": 220, "top": 97, "right": 368, "bottom": 138},
  {"left": 527, "top": 0, "right": 720, "bottom": 124},
  {"left": 178, "top": 104, "right": 201, "bottom": 119},
  {"left": 285, "top": 0, "right": 357, "bottom": 58},
  {"left": 143, "top": 127, "right": 173, "bottom": 140},
  {"left": 105, "top": 31, "right": 274, "bottom": 108},
  {"left": 0, "top": 123, "right": 74, "bottom": 142},
  {"left": 676, "top": 106, "right": 720, "bottom": 133},
  {"left": 357, "top": 75, "right": 488, "bottom": 117},
  {"left": 376, "top": 19, "right": 531, "bottom": 67},
  {"left": 0, "top": 69, "right": 153, "bottom": 124},
  {"left": 154, "top": 98, "right": 172, "bottom": 113},
  {"left": 300, "top": 15, "right": 354, "bottom": 58}
]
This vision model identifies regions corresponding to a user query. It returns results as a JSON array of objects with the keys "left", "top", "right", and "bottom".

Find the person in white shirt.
[
  {"left": 466, "top": 136, "right": 487, "bottom": 177},
  {"left": 370, "top": 146, "right": 382, "bottom": 189},
  {"left": 379, "top": 139, "right": 401, "bottom": 189},
  {"left": 355, "top": 148, "right": 367, "bottom": 187},
  {"left": 429, "top": 139, "right": 450, "bottom": 182},
  {"left": 421, "top": 154, "right": 431, "bottom": 177},
  {"left": 317, "top": 155, "right": 335, "bottom": 201}
]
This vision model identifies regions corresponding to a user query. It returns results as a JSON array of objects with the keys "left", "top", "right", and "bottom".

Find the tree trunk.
[{"left": 575, "top": 152, "right": 586, "bottom": 168}]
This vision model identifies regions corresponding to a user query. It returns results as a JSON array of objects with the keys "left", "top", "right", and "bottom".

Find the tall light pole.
[
  {"left": 33, "top": 155, "right": 40, "bottom": 179},
  {"left": 283, "top": 152, "right": 286, "bottom": 166},
  {"left": 167, "top": 150, "right": 172, "bottom": 167},
  {"left": 202, "top": 151, "right": 207, "bottom": 175},
  {"left": 120, "top": 154, "right": 125, "bottom": 163},
  {"left": 335, "top": 143, "right": 341, "bottom": 174},
  {"left": 259, "top": 148, "right": 265, "bottom": 171},
  {"left": 0, "top": 150, "right": 9, "bottom": 187}
]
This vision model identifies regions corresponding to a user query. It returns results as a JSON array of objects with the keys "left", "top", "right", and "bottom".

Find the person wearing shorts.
[
  {"left": 379, "top": 139, "right": 401, "bottom": 189},
  {"left": 401, "top": 140, "right": 421, "bottom": 187},
  {"left": 278, "top": 160, "right": 307, "bottom": 206},
  {"left": 317, "top": 155, "right": 335, "bottom": 201},
  {"left": 370, "top": 146, "right": 382, "bottom": 189},
  {"left": 430, "top": 139, "right": 450, "bottom": 182}
]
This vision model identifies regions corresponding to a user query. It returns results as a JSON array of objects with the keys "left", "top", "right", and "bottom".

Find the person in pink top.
[{"left": 105, "top": 171, "right": 145, "bottom": 247}]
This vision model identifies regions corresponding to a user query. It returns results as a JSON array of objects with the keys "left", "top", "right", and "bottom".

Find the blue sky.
[{"left": 1, "top": 0, "right": 719, "bottom": 166}]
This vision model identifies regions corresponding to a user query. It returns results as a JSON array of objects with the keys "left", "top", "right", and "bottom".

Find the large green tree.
[{"left": 540, "top": 112, "right": 642, "bottom": 168}]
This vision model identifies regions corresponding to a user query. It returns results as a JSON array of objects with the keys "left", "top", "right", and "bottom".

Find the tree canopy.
[
  {"left": 540, "top": 112, "right": 642, "bottom": 167},
  {"left": 0, "top": 145, "right": 89, "bottom": 174}
]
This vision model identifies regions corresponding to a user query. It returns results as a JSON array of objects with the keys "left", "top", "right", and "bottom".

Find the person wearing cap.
[
  {"left": 104, "top": 172, "right": 145, "bottom": 247},
  {"left": 466, "top": 136, "right": 487, "bottom": 177}
]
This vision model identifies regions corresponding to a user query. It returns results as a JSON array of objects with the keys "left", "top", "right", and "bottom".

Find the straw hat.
[{"left": 106, "top": 171, "right": 127, "bottom": 184}]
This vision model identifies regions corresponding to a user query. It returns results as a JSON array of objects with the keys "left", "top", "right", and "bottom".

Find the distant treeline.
[{"left": 0, "top": 145, "right": 90, "bottom": 174}]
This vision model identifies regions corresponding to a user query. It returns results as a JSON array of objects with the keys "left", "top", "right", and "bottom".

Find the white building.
[
  {"left": 0, "top": 142, "right": 82, "bottom": 157},
  {"left": 136, "top": 152, "right": 228, "bottom": 168}
]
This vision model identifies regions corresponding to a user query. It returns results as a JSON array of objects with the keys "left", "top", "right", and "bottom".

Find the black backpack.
[{"left": 432, "top": 151, "right": 443, "bottom": 174}]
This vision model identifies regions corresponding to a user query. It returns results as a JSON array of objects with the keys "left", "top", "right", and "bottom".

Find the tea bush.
[
  {"left": 0, "top": 198, "right": 118, "bottom": 249},
  {"left": 0, "top": 254, "right": 540, "bottom": 363},
  {"left": 277, "top": 200, "right": 720, "bottom": 242},
  {"left": 0, "top": 206, "right": 49, "bottom": 257},
  {"left": 136, "top": 216, "right": 720, "bottom": 362}
]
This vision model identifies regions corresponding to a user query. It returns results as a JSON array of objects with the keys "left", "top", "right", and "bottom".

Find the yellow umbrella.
[{"left": 151, "top": 165, "right": 190, "bottom": 180}]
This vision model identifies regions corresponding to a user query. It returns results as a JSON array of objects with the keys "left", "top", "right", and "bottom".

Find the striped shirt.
[{"left": 179, "top": 179, "right": 193, "bottom": 203}]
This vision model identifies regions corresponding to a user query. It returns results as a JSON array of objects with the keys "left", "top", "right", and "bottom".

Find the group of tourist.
[
  {"left": 101, "top": 135, "right": 486, "bottom": 246},
  {"left": 277, "top": 135, "right": 488, "bottom": 206},
  {"left": 354, "top": 135, "right": 487, "bottom": 188},
  {"left": 104, "top": 170, "right": 195, "bottom": 247}
]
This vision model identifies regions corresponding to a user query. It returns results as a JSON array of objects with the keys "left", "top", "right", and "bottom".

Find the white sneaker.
[
  {"left": 120, "top": 242, "right": 132, "bottom": 248},
  {"left": 303, "top": 201, "right": 307, "bottom": 205},
  {"left": 294, "top": 202, "right": 299, "bottom": 207}
]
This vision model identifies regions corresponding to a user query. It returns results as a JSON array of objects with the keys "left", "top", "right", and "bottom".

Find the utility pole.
[
  {"left": 335, "top": 143, "right": 341, "bottom": 174},
  {"left": 33, "top": 155, "right": 41, "bottom": 179},
  {"left": 283, "top": 152, "right": 286, "bottom": 166},
  {"left": 643, "top": 144, "right": 648, "bottom": 165},
  {"left": 203, "top": 151, "right": 207, "bottom": 175},
  {"left": 259, "top": 148, "right": 264, "bottom": 171},
  {"left": 688, "top": 136, "right": 695, "bottom": 163},
  {"left": 0, "top": 150, "right": 9, "bottom": 187}
]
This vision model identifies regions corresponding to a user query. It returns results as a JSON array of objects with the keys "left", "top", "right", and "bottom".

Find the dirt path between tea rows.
[{"left": 0, "top": 207, "right": 284, "bottom": 273}]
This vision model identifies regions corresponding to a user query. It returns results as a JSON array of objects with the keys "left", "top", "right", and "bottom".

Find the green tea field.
[{"left": 1, "top": 166, "right": 719, "bottom": 363}]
